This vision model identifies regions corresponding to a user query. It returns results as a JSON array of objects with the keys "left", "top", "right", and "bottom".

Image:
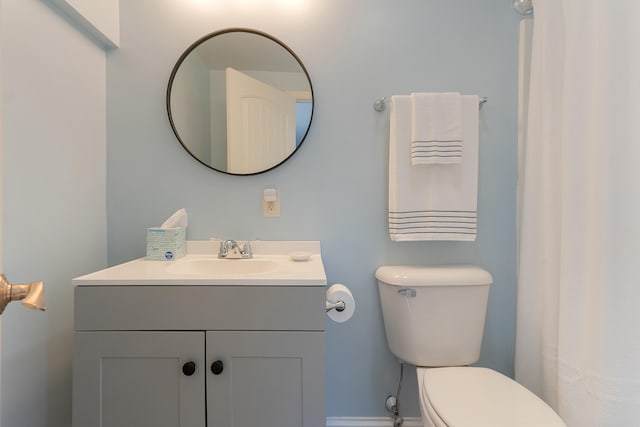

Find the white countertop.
[{"left": 73, "top": 240, "right": 327, "bottom": 286}]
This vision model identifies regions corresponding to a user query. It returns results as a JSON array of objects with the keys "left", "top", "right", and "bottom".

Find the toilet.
[{"left": 376, "top": 265, "right": 566, "bottom": 427}]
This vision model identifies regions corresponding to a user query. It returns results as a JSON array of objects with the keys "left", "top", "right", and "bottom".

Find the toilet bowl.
[{"left": 376, "top": 265, "right": 566, "bottom": 427}]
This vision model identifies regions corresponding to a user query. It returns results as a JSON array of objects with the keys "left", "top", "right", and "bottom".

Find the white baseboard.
[{"left": 326, "top": 417, "right": 423, "bottom": 427}]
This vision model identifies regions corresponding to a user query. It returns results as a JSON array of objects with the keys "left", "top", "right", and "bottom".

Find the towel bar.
[{"left": 373, "top": 96, "right": 488, "bottom": 112}]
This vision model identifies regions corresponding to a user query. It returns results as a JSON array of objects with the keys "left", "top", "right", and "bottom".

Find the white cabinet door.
[
  {"left": 73, "top": 331, "right": 205, "bottom": 427},
  {"left": 206, "top": 331, "right": 325, "bottom": 427}
]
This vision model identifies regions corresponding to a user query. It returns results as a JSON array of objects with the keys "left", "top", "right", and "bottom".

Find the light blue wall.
[
  {"left": 1, "top": 0, "right": 108, "bottom": 425},
  {"left": 107, "top": 0, "right": 521, "bottom": 417}
]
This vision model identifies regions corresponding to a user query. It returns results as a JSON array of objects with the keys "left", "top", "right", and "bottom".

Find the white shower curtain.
[{"left": 515, "top": 1, "right": 640, "bottom": 426}]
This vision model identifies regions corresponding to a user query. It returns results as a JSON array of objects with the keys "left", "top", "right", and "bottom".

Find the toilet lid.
[{"left": 419, "top": 367, "right": 566, "bottom": 427}]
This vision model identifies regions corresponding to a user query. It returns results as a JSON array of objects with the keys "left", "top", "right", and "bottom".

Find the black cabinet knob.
[
  {"left": 182, "top": 361, "right": 196, "bottom": 376},
  {"left": 211, "top": 360, "right": 224, "bottom": 375}
]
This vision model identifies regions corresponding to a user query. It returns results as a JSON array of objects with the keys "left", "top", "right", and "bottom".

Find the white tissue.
[
  {"left": 160, "top": 208, "right": 188, "bottom": 229},
  {"left": 326, "top": 284, "right": 355, "bottom": 323}
]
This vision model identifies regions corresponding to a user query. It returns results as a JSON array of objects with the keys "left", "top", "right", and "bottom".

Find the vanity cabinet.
[
  {"left": 72, "top": 285, "right": 326, "bottom": 427},
  {"left": 206, "top": 330, "right": 324, "bottom": 427},
  {"left": 73, "top": 330, "right": 205, "bottom": 427}
]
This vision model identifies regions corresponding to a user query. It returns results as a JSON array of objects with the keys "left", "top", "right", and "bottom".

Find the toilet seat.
[{"left": 417, "top": 367, "right": 566, "bottom": 427}]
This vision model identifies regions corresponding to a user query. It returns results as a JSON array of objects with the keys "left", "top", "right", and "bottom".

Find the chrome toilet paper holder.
[
  {"left": 325, "top": 299, "right": 346, "bottom": 312},
  {"left": 325, "top": 283, "right": 355, "bottom": 323}
]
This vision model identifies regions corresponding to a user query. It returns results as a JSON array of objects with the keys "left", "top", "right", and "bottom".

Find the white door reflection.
[{"left": 226, "top": 68, "right": 296, "bottom": 174}]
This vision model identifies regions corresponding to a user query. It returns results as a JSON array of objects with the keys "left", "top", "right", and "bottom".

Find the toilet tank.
[{"left": 376, "top": 265, "right": 492, "bottom": 367}]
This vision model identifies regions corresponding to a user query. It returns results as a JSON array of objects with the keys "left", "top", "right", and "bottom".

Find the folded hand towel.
[
  {"left": 389, "top": 94, "right": 479, "bottom": 241},
  {"left": 410, "top": 92, "right": 463, "bottom": 165}
]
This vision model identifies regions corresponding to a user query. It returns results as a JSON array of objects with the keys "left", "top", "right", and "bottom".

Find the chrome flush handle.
[{"left": 397, "top": 288, "right": 417, "bottom": 298}]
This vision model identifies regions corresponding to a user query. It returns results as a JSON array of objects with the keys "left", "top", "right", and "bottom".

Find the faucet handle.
[
  {"left": 240, "top": 241, "right": 253, "bottom": 258},
  {"left": 218, "top": 240, "right": 235, "bottom": 258}
]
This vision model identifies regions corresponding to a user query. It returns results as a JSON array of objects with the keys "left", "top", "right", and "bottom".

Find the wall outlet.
[{"left": 262, "top": 188, "right": 280, "bottom": 217}]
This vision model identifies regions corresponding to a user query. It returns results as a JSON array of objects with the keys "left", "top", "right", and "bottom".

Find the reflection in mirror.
[{"left": 167, "top": 28, "right": 314, "bottom": 175}]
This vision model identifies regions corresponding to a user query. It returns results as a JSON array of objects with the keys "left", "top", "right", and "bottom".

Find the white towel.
[
  {"left": 389, "top": 94, "right": 479, "bottom": 241},
  {"left": 410, "top": 92, "right": 463, "bottom": 165}
]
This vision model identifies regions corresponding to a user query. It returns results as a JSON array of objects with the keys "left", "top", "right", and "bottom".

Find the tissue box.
[{"left": 146, "top": 227, "right": 186, "bottom": 260}]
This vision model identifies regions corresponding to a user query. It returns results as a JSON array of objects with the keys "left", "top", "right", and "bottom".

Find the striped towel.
[
  {"left": 389, "top": 94, "right": 479, "bottom": 241},
  {"left": 410, "top": 92, "right": 462, "bottom": 165}
]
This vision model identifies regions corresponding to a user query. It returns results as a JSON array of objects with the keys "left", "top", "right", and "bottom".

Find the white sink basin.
[
  {"left": 166, "top": 257, "right": 278, "bottom": 276},
  {"left": 72, "top": 241, "right": 326, "bottom": 286}
]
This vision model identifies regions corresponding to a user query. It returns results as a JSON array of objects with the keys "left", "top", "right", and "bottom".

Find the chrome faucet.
[{"left": 218, "top": 240, "right": 253, "bottom": 259}]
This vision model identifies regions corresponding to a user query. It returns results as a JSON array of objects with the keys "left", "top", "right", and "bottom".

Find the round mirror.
[{"left": 167, "top": 28, "right": 314, "bottom": 175}]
